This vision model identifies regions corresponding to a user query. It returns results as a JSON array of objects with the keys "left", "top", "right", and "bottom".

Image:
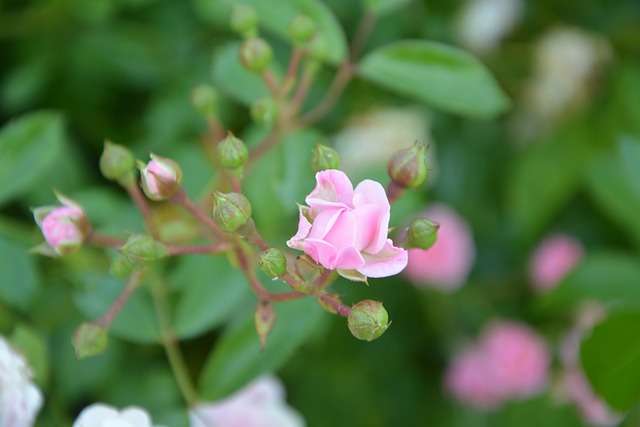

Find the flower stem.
[
  {"left": 86, "top": 230, "right": 126, "bottom": 248},
  {"left": 171, "top": 188, "right": 226, "bottom": 240},
  {"left": 95, "top": 269, "right": 143, "bottom": 328},
  {"left": 166, "top": 243, "right": 229, "bottom": 256},
  {"left": 150, "top": 276, "right": 199, "bottom": 407},
  {"left": 124, "top": 181, "right": 158, "bottom": 238}
]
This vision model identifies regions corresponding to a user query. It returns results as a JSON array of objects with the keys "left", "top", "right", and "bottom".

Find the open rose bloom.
[
  {"left": 73, "top": 403, "right": 163, "bottom": 427},
  {"left": 444, "top": 320, "right": 550, "bottom": 410},
  {"left": 190, "top": 375, "right": 305, "bottom": 427},
  {"left": 287, "top": 170, "right": 408, "bottom": 280},
  {"left": 0, "top": 336, "right": 43, "bottom": 427}
]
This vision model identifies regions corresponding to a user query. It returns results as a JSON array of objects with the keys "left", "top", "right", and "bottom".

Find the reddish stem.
[
  {"left": 95, "top": 269, "right": 143, "bottom": 328},
  {"left": 166, "top": 243, "right": 229, "bottom": 256}
]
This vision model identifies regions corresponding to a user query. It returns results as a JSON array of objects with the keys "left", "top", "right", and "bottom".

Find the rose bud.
[
  {"left": 191, "top": 84, "right": 219, "bottom": 119},
  {"left": 119, "top": 234, "right": 168, "bottom": 266},
  {"left": 259, "top": 248, "right": 287, "bottom": 278},
  {"left": 404, "top": 217, "right": 439, "bottom": 250},
  {"left": 73, "top": 323, "right": 108, "bottom": 360},
  {"left": 138, "top": 153, "right": 182, "bottom": 201},
  {"left": 289, "top": 14, "right": 317, "bottom": 44},
  {"left": 230, "top": 3, "right": 258, "bottom": 38},
  {"left": 212, "top": 192, "right": 252, "bottom": 233},
  {"left": 311, "top": 143, "right": 341, "bottom": 172},
  {"left": 387, "top": 142, "right": 428, "bottom": 189},
  {"left": 216, "top": 132, "right": 249, "bottom": 171},
  {"left": 254, "top": 301, "right": 276, "bottom": 351},
  {"left": 99, "top": 140, "right": 135, "bottom": 184},
  {"left": 348, "top": 300, "right": 390, "bottom": 342},
  {"left": 239, "top": 38, "right": 273, "bottom": 73},
  {"left": 33, "top": 193, "right": 89, "bottom": 256},
  {"left": 250, "top": 97, "right": 279, "bottom": 126}
]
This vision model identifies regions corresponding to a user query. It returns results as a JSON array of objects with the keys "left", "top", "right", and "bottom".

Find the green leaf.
[
  {"left": 364, "top": 0, "right": 412, "bottom": 15},
  {"left": 587, "top": 147, "right": 640, "bottom": 248},
  {"left": 539, "top": 252, "right": 640, "bottom": 311},
  {"left": 506, "top": 127, "right": 591, "bottom": 240},
  {"left": 0, "top": 235, "right": 40, "bottom": 311},
  {"left": 230, "top": 0, "right": 347, "bottom": 64},
  {"left": 358, "top": 40, "right": 510, "bottom": 118},
  {"left": 171, "top": 255, "right": 251, "bottom": 339},
  {"left": 581, "top": 310, "right": 640, "bottom": 411},
  {"left": 10, "top": 324, "right": 49, "bottom": 387},
  {"left": 212, "top": 42, "right": 273, "bottom": 106},
  {"left": 198, "top": 297, "right": 326, "bottom": 399},
  {"left": 617, "top": 136, "right": 640, "bottom": 199},
  {"left": 73, "top": 273, "right": 161, "bottom": 344},
  {"left": 0, "top": 111, "right": 66, "bottom": 206}
]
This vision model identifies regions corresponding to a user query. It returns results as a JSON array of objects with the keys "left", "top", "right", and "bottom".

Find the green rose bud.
[
  {"left": 404, "top": 218, "right": 439, "bottom": 250},
  {"left": 239, "top": 38, "right": 273, "bottom": 73},
  {"left": 289, "top": 14, "right": 316, "bottom": 44},
  {"left": 212, "top": 192, "right": 252, "bottom": 232},
  {"left": 120, "top": 234, "right": 168, "bottom": 266},
  {"left": 348, "top": 300, "right": 390, "bottom": 342},
  {"left": 230, "top": 3, "right": 258, "bottom": 38},
  {"left": 387, "top": 142, "right": 428, "bottom": 189},
  {"left": 216, "top": 132, "right": 249, "bottom": 170},
  {"left": 254, "top": 301, "right": 276, "bottom": 351},
  {"left": 72, "top": 322, "right": 108, "bottom": 359},
  {"left": 191, "top": 84, "right": 218, "bottom": 118},
  {"left": 250, "top": 97, "right": 279, "bottom": 126},
  {"left": 259, "top": 248, "right": 287, "bottom": 278},
  {"left": 109, "top": 253, "right": 135, "bottom": 279},
  {"left": 311, "top": 143, "right": 341, "bottom": 172},
  {"left": 99, "top": 140, "right": 135, "bottom": 184}
]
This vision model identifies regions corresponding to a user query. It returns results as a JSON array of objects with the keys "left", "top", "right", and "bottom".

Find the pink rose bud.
[
  {"left": 444, "top": 320, "right": 550, "bottom": 409},
  {"left": 190, "top": 376, "right": 305, "bottom": 427},
  {"left": 0, "top": 336, "right": 43, "bottom": 427},
  {"left": 403, "top": 204, "right": 475, "bottom": 291},
  {"left": 138, "top": 153, "right": 182, "bottom": 201},
  {"left": 72, "top": 403, "right": 157, "bottom": 427},
  {"left": 33, "top": 193, "right": 89, "bottom": 256},
  {"left": 529, "top": 233, "right": 584, "bottom": 292},
  {"left": 287, "top": 170, "right": 408, "bottom": 280}
]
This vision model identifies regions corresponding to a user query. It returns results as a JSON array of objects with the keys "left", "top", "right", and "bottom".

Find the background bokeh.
[{"left": 1, "top": 0, "right": 639, "bottom": 426}]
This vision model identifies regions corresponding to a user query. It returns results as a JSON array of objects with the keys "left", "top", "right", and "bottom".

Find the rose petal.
[
  {"left": 306, "top": 170, "right": 354, "bottom": 216},
  {"left": 321, "top": 210, "right": 357, "bottom": 250},
  {"left": 334, "top": 246, "right": 365, "bottom": 270},
  {"left": 307, "top": 208, "right": 344, "bottom": 241},
  {"left": 358, "top": 239, "right": 408, "bottom": 278},
  {"left": 303, "top": 238, "right": 338, "bottom": 269},
  {"left": 352, "top": 204, "right": 388, "bottom": 254},
  {"left": 286, "top": 209, "right": 313, "bottom": 250},
  {"left": 353, "top": 179, "right": 390, "bottom": 212}
]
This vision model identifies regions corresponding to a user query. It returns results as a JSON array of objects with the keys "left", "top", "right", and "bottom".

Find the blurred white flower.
[
  {"left": 73, "top": 404, "right": 162, "bottom": 427},
  {"left": 0, "top": 336, "right": 43, "bottom": 427},
  {"left": 190, "top": 375, "right": 305, "bottom": 427},
  {"left": 456, "top": 0, "right": 523, "bottom": 54},
  {"left": 333, "top": 107, "right": 436, "bottom": 183}
]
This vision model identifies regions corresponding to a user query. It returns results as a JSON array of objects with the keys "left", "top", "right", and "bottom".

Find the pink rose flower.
[
  {"left": 73, "top": 404, "right": 161, "bottom": 427},
  {"left": 139, "top": 153, "right": 182, "bottom": 201},
  {"left": 33, "top": 193, "right": 88, "bottom": 256},
  {"left": 0, "top": 336, "right": 43, "bottom": 427},
  {"left": 189, "top": 376, "right": 305, "bottom": 427},
  {"left": 403, "top": 204, "right": 475, "bottom": 290},
  {"left": 287, "top": 170, "right": 408, "bottom": 280},
  {"left": 444, "top": 320, "right": 550, "bottom": 410},
  {"left": 529, "top": 233, "right": 584, "bottom": 292}
]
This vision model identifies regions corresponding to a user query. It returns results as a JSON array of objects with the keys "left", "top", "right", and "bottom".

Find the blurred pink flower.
[
  {"left": 529, "top": 234, "right": 584, "bottom": 292},
  {"left": 287, "top": 170, "right": 407, "bottom": 280},
  {"left": 73, "top": 404, "right": 160, "bottom": 427},
  {"left": 189, "top": 375, "right": 305, "bottom": 427},
  {"left": 139, "top": 153, "right": 182, "bottom": 201},
  {"left": 33, "top": 193, "right": 88, "bottom": 256},
  {"left": 403, "top": 204, "right": 475, "bottom": 291},
  {"left": 0, "top": 336, "right": 43, "bottom": 427},
  {"left": 445, "top": 320, "right": 550, "bottom": 410}
]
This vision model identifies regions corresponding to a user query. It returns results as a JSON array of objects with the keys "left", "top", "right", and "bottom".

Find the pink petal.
[
  {"left": 307, "top": 208, "right": 344, "bottom": 240},
  {"left": 303, "top": 238, "right": 338, "bottom": 269},
  {"left": 353, "top": 179, "right": 390, "bottom": 211},
  {"left": 352, "top": 204, "right": 389, "bottom": 254},
  {"left": 358, "top": 239, "right": 408, "bottom": 278},
  {"left": 286, "top": 209, "right": 313, "bottom": 250},
  {"left": 334, "top": 246, "right": 365, "bottom": 270},
  {"left": 306, "top": 170, "right": 354, "bottom": 216},
  {"left": 321, "top": 210, "right": 357, "bottom": 251}
]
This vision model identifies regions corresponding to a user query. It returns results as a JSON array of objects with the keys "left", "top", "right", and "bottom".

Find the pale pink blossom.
[
  {"left": 529, "top": 233, "right": 584, "bottom": 292},
  {"left": 287, "top": 170, "right": 408, "bottom": 280},
  {"left": 403, "top": 204, "right": 475, "bottom": 290},
  {"left": 189, "top": 376, "right": 305, "bottom": 427},
  {"left": 0, "top": 336, "right": 43, "bottom": 427},
  {"left": 33, "top": 193, "right": 88, "bottom": 256},
  {"left": 445, "top": 321, "right": 550, "bottom": 410},
  {"left": 139, "top": 153, "right": 182, "bottom": 201},
  {"left": 73, "top": 403, "right": 161, "bottom": 427},
  {"left": 456, "top": 0, "right": 523, "bottom": 54}
]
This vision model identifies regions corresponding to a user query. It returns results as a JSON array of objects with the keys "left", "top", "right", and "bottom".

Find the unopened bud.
[
  {"left": 404, "top": 218, "right": 439, "bottom": 250},
  {"left": 120, "top": 234, "right": 168, "bottom": 266},
  {"left": 138, "top": 153, "right": 183, "bottom": 201},
  {"left": 239, "top": 38, "right": 273, "bottom": 73},
  {"left": 216, "top": 132, "right": 248, "bottom": 171},
  {"left": 191, "top": 84, "right": 218, "bottom": 118},
  {"left": 33, "top": 193, "right": 89, "bottom": 256},
  {"left": 259, "top": 248, "right": 287, "bottom": 278},
  {"left": 99, "top": 140, "right": 135, "bottom": 184},
  {"left": 230, "top": 4, "right": 258, "bottom": 38},
  {"left": 348, "top": 300, "right": 390, "bottom": 342},
  {"left": 311, "top": 143, "right": 341, "bottom": 172},
  {"left": 289, "top": 14, "right": 316, "bottom": 44},
  {"left": 212, "top": 192, "right": 252, "bottom": 232},
  {"left": 73, "top": 323, "right": 108, "bottom": 359},
  {"left": 387, "top": 142, "right": 428, "bottom": 189},
  {"left": 109, "top": 254, "right": 135, "bottom": 279},
  {"left": 254, "top": 301, "right": 276, "bottom": 351},
  {"left": 250, "top": 97, "right": 279, "bottom": 126}
]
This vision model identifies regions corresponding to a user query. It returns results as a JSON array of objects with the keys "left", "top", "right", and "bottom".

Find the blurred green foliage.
[{"left": 1, "top": 0, "right": 640, "bottom": 426}]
